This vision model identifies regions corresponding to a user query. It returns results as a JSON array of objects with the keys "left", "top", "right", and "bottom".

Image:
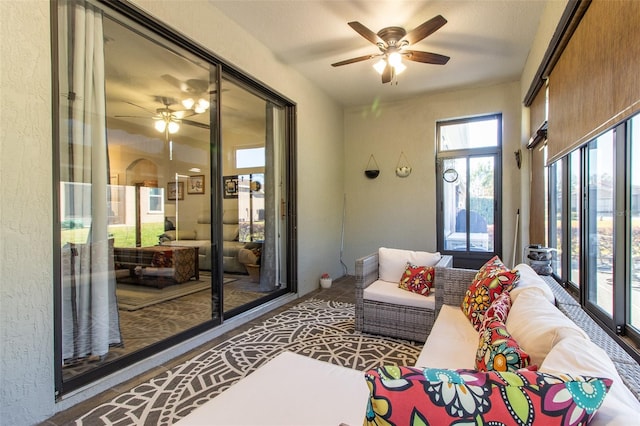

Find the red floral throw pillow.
[
  {"left": 398, "top": 263, "right": 435, "bottom": 296},
  {"left": 479, "top": 291, "right": 512, "bottom": 332},
  {"left": 461, "top": 256, "right": 520, "bottom": 331},
  {"left": 364, "top": 366, "right": 612, "bottom": 426},
  {"left": 476, "top": 318, "right": 531, "bottom": 372}
]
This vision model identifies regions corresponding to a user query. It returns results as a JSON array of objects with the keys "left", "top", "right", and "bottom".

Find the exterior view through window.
[
  {"left": 548, "top": 112, "right": 640, "bottom": 348},
  {"left": 436, "top": 114, "right": 502, "bottom": 269}
]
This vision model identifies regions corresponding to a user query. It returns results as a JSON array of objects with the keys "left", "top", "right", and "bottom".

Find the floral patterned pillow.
[
  {"left": 479, "top": 291, "right": 512, "bottom": 331},
  {"left": 398, "top": 263, "right": 435, "bottom": 296},
  {"left": 461, "top": 256, "right": 520, "bottom": 331},
  {"left": 364, "top": 366, "right": 611, "bottom": 426},
  {"left": 476, "top": 317, "right": 531, "bottom": 372}
]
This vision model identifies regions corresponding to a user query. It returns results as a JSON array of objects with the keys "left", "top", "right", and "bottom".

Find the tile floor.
[{"left": 41, "top": 276, "right": 356, "bottom": 425}]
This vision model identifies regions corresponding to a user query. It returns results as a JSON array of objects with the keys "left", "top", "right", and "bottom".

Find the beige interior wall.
[{"left": 343, "top": 81, "right": 523, "bottom": 270}]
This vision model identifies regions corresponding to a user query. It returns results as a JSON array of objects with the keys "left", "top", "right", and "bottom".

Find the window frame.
[
  {"left": 435, "top": 113, "right": 503, "bottom": 269},
  {"left": 547, "top": 114, "right": 640, "bottom": 360}
]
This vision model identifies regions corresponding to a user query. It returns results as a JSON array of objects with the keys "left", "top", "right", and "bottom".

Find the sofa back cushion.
[
  {"left": 511, "top": 263, "right": 555, "bottom": 304},
  {"left": 378, "top": 247, "right": 441, "bottom": 283},
  {"left": 506, "top": 288, "right": 589, "bottom": 366},
  {"left": 162, "top": 229, "right": 197, "bottom": 241},
  {"left": 364, "top": 365, "right": 611, "bottom": 426}
]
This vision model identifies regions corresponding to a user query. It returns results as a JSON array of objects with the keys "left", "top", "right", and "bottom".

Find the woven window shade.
[
  {"left": 528, "top": 89, "right": 547, "bottom": 245},
  {"left": 547, "top": 0, "right": 640, "bottom": 164}
]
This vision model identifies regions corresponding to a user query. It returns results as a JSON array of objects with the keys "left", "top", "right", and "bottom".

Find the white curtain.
[
  {"left": 60, "top": 0, "right": 121, "bottom": 361},
  {"left": 259, "top": 102, "right": 279, "bottom": 292}
]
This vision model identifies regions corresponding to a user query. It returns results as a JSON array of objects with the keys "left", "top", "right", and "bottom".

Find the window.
[
  {"left": 235, "top": 146, "right": 266, "bottom": 169},
  {"left": 568, "top": 150, "right": 581, "bottom": 288},
  {"left": 548, "top": 113, "right": 640, "bottom": 350},
  {"left": 148, "top": 187, "right": 163, "bottom": 213},
  {"left": 548, "top": 160, "right": 563, "bottom": 278},
  {"left": 436, "top": 114, "right": 502, "bottom": 269}
]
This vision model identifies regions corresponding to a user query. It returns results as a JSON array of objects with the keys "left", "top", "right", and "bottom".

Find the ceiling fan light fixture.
[
  {"left": 394, "top": 61, "right": 407, "bottom": 75},
  {"left": 387, "top": 51, "right": 402, "bottom": 67},
  {"left": 181, "top": 98, "right": 195, "bottom": 110},
  {"left": 167, "top": 121, "right": 180, "bottom": 134},
  {"left": 154, "top": 119, "right": 167, "bottom": 132},
  {"left": 373, "top": 58, "right": 387, "bottom": 75},
  {"left": 194, "top": 99, "right": 210, "bottom": 113}
]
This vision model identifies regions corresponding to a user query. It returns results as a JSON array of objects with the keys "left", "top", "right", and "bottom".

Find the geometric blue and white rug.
[{"left": 76, "top": 299, "right": 423, "bottom": 425}]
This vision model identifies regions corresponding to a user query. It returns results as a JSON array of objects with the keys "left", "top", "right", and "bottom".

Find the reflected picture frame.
[
  {"left": 167, "top": 182, "right": 184, "bottom": 200},
  {"left": 223, "top": 175, "right": 238, "bottom": 199},
  {"left": 188, "top": 175, "right": 205, "bottom": 194}
]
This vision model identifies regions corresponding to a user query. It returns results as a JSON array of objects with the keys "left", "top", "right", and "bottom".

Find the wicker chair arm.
[
  {"left": 355, "top": 253, "right": 379, "bottom": 290},
  {"left": 435, "top": 267, "right": 477, "bottom": 312}
]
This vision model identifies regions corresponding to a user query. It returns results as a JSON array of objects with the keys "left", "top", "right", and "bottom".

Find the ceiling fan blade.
[
  {"left": 114, "top": 115, "right": 152, "bottom": 119},
  {"left": 124, "top": 101, "right": 156, "bottom": 115},
  {"left": 402, "top": 15, "right": 447, "bottom": 45},
  {"left": 348, "top": 21, "right": 383, "bottom": 45},
  {"left": 182, "top": 119, "right": 210, "bottom": 130},
  {"left": 404, "top": 50, "right": 450, "bottom": 65},
  {"left": 381, "top": 65, "right": 392, "bottom": 84},
  {"left": 331, "top": 54, "right": 378, "bottom": 67}
]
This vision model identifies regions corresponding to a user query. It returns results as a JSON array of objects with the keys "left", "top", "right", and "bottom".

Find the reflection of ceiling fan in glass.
[{"left": 115, "top": 96, "right": 210, "bottom": 134}]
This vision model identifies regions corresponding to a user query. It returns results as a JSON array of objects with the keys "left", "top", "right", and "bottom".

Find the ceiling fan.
[
  {"left": 331, "top": 15, "right": 450, "bottom": 84},
  {"left": 161, "top": 74, "right": 218, "bottom": 114},
  {"left": 115, "top": 96, "right": 210, "bottom": 133}
]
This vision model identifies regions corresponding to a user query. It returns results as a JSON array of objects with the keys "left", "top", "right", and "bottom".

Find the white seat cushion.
[
  {"left": 174, "top": 351, "right": 368, "bottom": 426},
  {"left": 415, "top": 305, "right": 478, "bottom": 369},
  {"left": 363, "top": 280, "right": 435, "bottom": 310}
]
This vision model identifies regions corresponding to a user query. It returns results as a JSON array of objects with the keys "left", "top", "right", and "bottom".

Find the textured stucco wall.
[{"left": 0, "top": 1, "right": 55, "bottom": 424}]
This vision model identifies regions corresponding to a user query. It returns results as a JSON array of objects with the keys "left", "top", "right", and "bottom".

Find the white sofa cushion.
[
  {"left": 174, "top": 351, "right": 368, "bottom": 426},
  {"left": 511, "top": 263, "right": 555, "bottom": 304},
  {"left": 378, "top": 247, "right": 441, "bottom": 283},
  {"left": 415, "top": 305, "right": 478, "bottom": 369},
  {"left": 506, "top": 288, "right": 589, "bottom": 366},
  {"left": 363, "top": 280, "right": 435, "bottom": 310},
  {"left": 540, "top": 336, "right": 640, "bottom": 426}
]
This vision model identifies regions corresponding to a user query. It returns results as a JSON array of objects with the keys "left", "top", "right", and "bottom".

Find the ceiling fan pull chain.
[{"left": 395, "top": 151, "right": 412, "bottom": 178}]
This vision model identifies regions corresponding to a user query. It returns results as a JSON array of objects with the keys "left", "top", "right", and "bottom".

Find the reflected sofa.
[{"left": 159, "top": 209, "right": 248, "bottom": 273}]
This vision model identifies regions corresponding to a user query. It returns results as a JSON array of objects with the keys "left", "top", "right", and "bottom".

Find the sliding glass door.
[{"left": 54, "top": 0, "right": 295, "bottom": 395}]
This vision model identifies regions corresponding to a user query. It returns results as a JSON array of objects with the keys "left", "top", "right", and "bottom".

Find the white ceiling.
[{"left": 210, "top": 0, "right": 547, "bottom": 107}]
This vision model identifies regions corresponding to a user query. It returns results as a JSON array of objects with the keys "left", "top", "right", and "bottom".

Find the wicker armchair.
[
  {"left": 433, "top": 266, "right": 477, "bottom": 312},
  {"left": 355, "top": 253, "right": 453, "bottom": 342}
]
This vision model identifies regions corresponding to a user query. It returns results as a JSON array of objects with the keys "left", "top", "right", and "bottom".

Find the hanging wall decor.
[
  {"left": 364, "top": 154, "right": 380, "bottom": 179},
  {"left": 395, "top": 151, "right": 412, "bottom": 178}
]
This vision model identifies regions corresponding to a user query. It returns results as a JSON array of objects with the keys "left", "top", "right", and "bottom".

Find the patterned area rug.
[
  {"left": 76, "top": 299, "right": 422, "bottom": 425},
  {"left": 116, "top": 277, "right": 236, "bottom": 311}
]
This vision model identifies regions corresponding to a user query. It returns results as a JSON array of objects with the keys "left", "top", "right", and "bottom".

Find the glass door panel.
[
  {"left": 57, "top": 2, "right": 217, "bottom": 385},
  {"left": 221, "top": 79, "right": 286, "bottom": 315},
  {"left": 630, "top": 115, "right": 640, "bottom": 331},
  {"left": 469, "top": 156, "right": 494, "bottom": 252},
  {"left": 586, "top": 130, "right": 615, "bottom": 316},
  {"left": 569, "top": 151, "right": 581, "bottom": 287},
  {"left": 443, "top": 158, "right": 468, "bottom": 251}
]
